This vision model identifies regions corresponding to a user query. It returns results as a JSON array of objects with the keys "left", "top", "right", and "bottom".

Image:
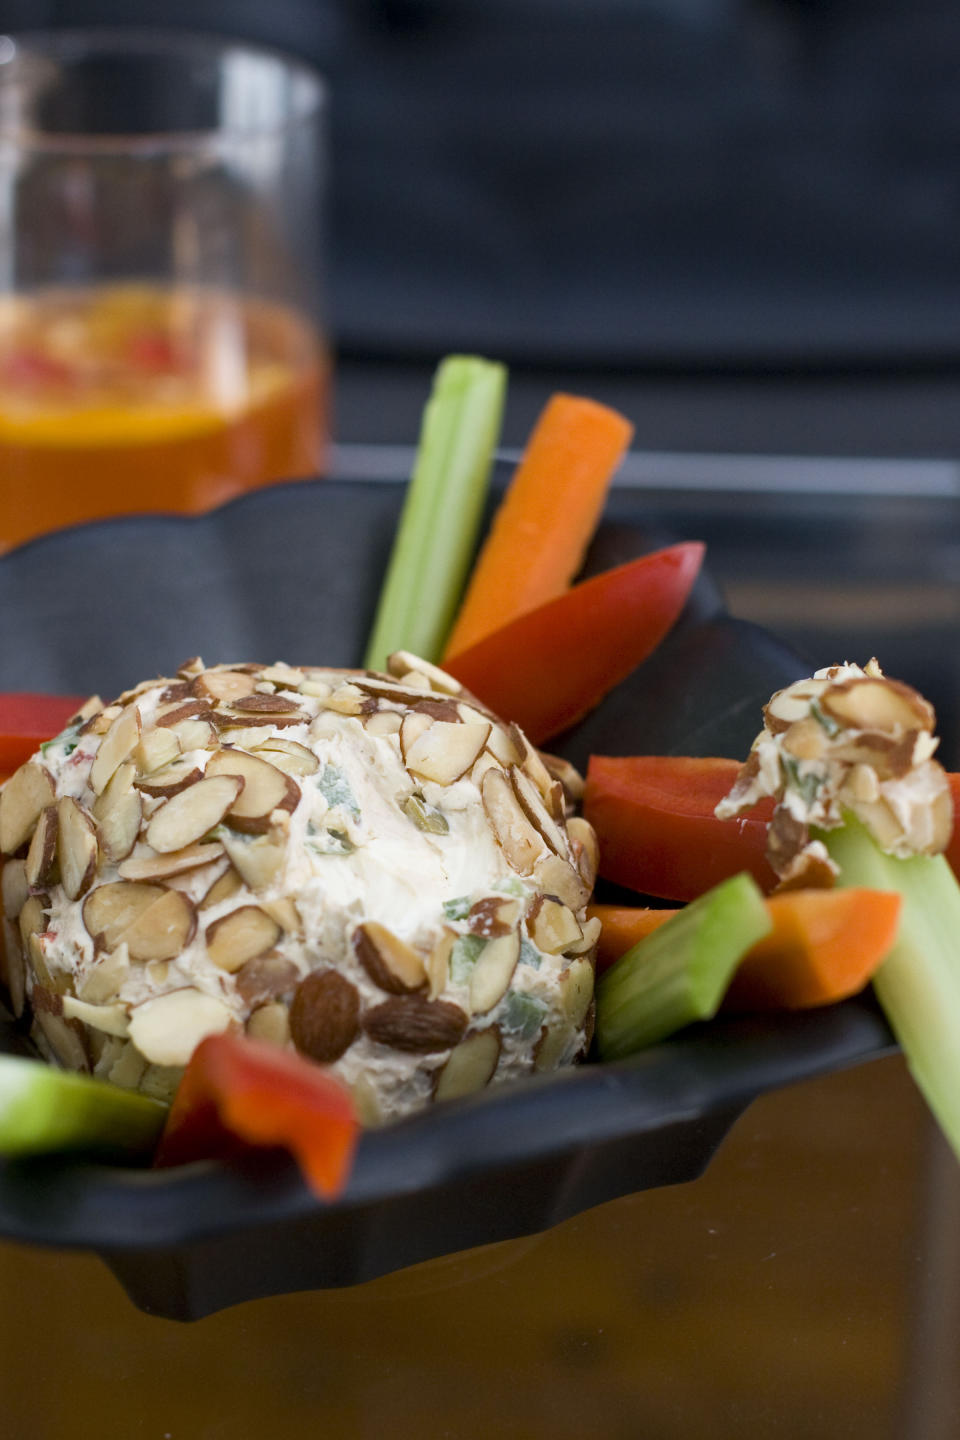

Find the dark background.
[{"left": 6, "top": 0, "right": 960, "bottom": 452}]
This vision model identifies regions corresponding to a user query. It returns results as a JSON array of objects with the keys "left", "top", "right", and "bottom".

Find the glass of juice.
[{"left": 0, "top": 30, "right": 329, "bottom": 550}]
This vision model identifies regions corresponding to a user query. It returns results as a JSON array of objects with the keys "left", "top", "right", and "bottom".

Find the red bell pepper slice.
[
  {"left": 0, "top": 693, "right": 88, "bottom": 775},
  {"left": 154, "top": 1034, "right": 359, "bottom": 1200},
  {"left": 444, "top": 542, "right": 705, "bottom": 744},
  {"left": 584, "top": 754, "right": 777, "bottom": 902}
]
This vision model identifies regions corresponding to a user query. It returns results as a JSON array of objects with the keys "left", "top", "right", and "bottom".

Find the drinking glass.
[{"left": 0, "top": 29, "right": 329, "bottom": 550}]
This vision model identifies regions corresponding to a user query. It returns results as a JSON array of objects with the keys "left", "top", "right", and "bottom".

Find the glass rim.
[{"left": 0, "top": 27, "right": 327, "bottom": 154}]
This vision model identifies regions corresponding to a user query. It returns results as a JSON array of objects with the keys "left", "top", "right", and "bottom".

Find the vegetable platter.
[{"left": 0, "top": 367, "right": 922, "bottom": 1319}]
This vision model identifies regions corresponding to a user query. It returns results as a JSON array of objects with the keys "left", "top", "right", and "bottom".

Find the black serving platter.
[{"left": 0, "top": 473, "right": 896, "bottom": 1320}]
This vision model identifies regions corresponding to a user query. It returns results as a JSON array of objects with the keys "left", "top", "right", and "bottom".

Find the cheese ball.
[{"left": 0, "top": 652, "right": 599, "bottom": 1124}]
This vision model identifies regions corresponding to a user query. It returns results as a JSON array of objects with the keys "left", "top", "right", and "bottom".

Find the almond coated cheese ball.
[{"left": 0, "top": 652, "right": 599, "bottom": 1125}]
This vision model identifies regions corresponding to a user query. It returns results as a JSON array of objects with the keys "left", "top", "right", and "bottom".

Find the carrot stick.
[
  {"left": 443, "top": 394, "right": 633, "bottom": 659},
  {"left": 587, "top": 903, "right": 679, "bottom": 974},
  {"left": 722, "top": 887, "right": 903, "bottom": 1011},
  {"left": 591, "top": 887, "right": 901, "bottom": 1008}
]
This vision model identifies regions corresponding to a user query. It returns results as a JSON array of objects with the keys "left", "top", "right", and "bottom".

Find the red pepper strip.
[
  {"left": 584, "top": 754, "right": 777, "bottom": 903},
  {"left": 946, "top": 774, "right": 960, "bottom": 881},
  {"left": 0, "top": 693, "right": 87, "bottom": 773},
  {"left": 154, "top": 1034, "right": 359, "bottom": 1201},
  {"left": 444, "top": 543, "right": 705, "bottom": 745}
]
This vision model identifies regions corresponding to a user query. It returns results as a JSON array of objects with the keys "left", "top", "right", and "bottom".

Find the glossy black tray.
[{"left": 0, "top": 475, "right": 896, "bottom": 1320}]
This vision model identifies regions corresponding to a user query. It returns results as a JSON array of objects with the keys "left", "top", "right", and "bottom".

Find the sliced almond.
[
  {"left": 106, "top": 1040, "right": 148, "bottom": 1090},
  {"left": 434, "top": 1027, "right": 501, "bottom": 1102},
  {"left": 527, "top": 896, "right": 582, "bottom": 954},
  {"left": 155, "top": 699, "right": 214, "bottom": 728},
  {"left": 93, "top": 762, "right": 142, "bottom": 863},
  {"left": 259, "top": 895, "right": 302, "bottom": 935},
  {"left": 235, "top": 954, "right": 300, "bottom": 1008},
  {"left": 246, "top": 1002, "right": 291, "bottom": 1046},
  {"left": 353, "top": 921, "right": 427, "bottom": 994},
  {"left": 177, "top": 656, "right": 205, "bottom": 678},
  {"left": 62, "top": 994, "right": 131, "bottom": 1038},
  {"left": 481, "top": 768, "right": 545, "bottom": 875},
  {"left": 134, "top": 759, "right": 203, "bottom": 798},
  {"left": 205, "top": 905, "right": 282, "bottom": 973},
  {"left": 82, "top": 881, "right": 195, "bottom": 960},
  {"left": 563, "top": 914, "right": 602, "bottom": 958},
  {"left": 399, "top": 710, "right": 433, "bottom": 759},
  {"left": 258, "top": 664, "right": 305, "bottom": 690},
  {"left": 510, "top": 765, "right": 568, "bottom": 856},
  {"left": 145, "top": 774, "right": 243, "bottom": 853},
  {"left": 467, "top": 896, "right": 523, "bottom": 938},
  {"left": 362, "top": 994, "right": 468, "bottom": 1053},
  {"left": 468, "top": 713, "right": 523, "bottom": 768},
  {"left": 199, "top": 865, "right": 244, "bottom": 910},
  {"left": 540, "top": 752, "right": 585, "bottom": 806},
  {"left": 565, "top": 817, "right": 600, "bottom": 890},
  {"left": 67, "top": 694, "right": 104, "bottom": 726},
  {"left": 387, "top": 652, "right": 464, "bottom": 695},
  {"left": 0, "top": 762, "right": 56, "bottom": 854},
  {"left": 298, "top": 676, "right": 333, "bottom": 699},
  {"left": 57, "top": 797, "right": 99, "bottom": 900},
  {"left": 820, "top": 676, "right": 934, "bottom": 735},
  {"left": 192, "top": 670, "right": 258, "bottom": 704},
  {"left": 533, "top": 852, "right": 591, "bottom": 911},
  {"left": 128, "top": 988, "right": 234, "bottom": 1066},
  {"left": 1, "top": 858, "right": 28, "bottom": 920},
  {"left": 167, "top": 717, "right": 218, "bottom": 751},
  {"left": 533, "top": 1020, "right": 576, "bottom": 1072},
  {"left": 350, "top": 1072, "right": 384, "bottom": 1128},
  {"left": 250, "top": 737, "right": 320, "bottom": 776},
  {"left": 290, "top": 969, "right": 360, "bottom": 1062},
  {"left": 83, "top": 704, "right": 121, "bottom": 737},
  {"left": 471, "top": 752, "right": 502, "bottom": 789},
  {"left": 18, "top": 893, "right": 49, "bottom": 963},
  {"left": 32, "top": 999, "right": 90, "bottom": 1071},
  {"left": 118, "top": 841, "right": 224, "bottom": 882},
  {"left": 133, "top": 727, "right": 182, "bottom": 776},
  {"left": 560, "top": 957, "right": 595, "bottom": 1029},
  {"left": 156, "top": 680, "right": 192, "bottom": 704},
  {"left": 77, "top": 944, "right": 131, "bottom": 1004},
  {"left": 220, "top": 828, "right": 287, "bottom": 892},
  {"left": 2, "top": 919, "right": 25, "bottom": 1017},
  {"left": 508, "top": 725, "right": 556, "bottom": 802},
  {"left": 231, "top": 693, "right": 304, "bottom": 716},
  {"left": 89, "top": 704, "right": 141, "bottom": 796},
  {"left": 404, "top": 720, "right": 491, "bottom": 786},
  {"left": 364, "top": 710, "right": 404, "bottom": 739},
  {"left": 205, "top": 749, "right": 300, "bottom": 832},
  {"left": 25, "top": 805, "right": 59, "bottom": 888},
  {"left": 214, "top": 709, "right": 305, "bottom": 731},
  {"left": 468, "top": 931, "right": 520, "bottom": 1014},
  {"left": 425, "top": 930, "right": 454, "bottom": 1000}
]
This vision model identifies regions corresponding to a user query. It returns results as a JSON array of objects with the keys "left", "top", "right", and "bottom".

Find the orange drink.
[{"left": 0, "top": 283, "right": 329, "bottom": 550}]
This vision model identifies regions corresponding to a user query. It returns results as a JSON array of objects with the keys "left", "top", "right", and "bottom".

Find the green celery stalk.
[
  {"left": 821, "top": 818, "right": 960, "bottom": 1159},
  {"left": 0, "top": 1054, "right": 167, "bottom": 1158},
  {"left": 363, "top": 355, "right": 507, "bottom": 671},
  {"left": 596, "top": 871, "right": 772, "bottom": 1060}
]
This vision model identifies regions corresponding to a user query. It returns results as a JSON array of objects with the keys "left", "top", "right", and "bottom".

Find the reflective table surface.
[{"left": 1, "top": 431, "right": 957, "bottom": 1439}]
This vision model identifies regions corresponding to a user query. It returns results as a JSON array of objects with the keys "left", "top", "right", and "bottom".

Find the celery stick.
[
  {"left": 0, "top": 1054, "right": 167, "bottom": 1158},
  {"left": 596, "top": 872, "right": 772, "bottom": 1060},
  {"left": 364, "top": 355, "right": 507, "bottom": 671},
  {"left": 822, "top": 818, "right": 960, "bottom": 1159}
]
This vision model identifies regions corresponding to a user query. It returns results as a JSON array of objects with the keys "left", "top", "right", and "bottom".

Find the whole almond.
[
  {"left": 363, "top": 995, "right": 467, "bottom": 1053},
  {"left": 290, "top": 969, "right": 360, "bottom": 1063}
]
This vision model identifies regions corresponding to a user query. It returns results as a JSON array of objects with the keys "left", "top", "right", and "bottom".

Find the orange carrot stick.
[
  {"left": 591, "top": 888, "right": 902, "bottom": 1009},
  {"left": 443, "top": 393, "right": 633, "bottom": 658},
  {"left": 722, "top": 887, "right": 902, "bottom": 1011},
  {"left": 588, "top": 903, "right": 679, "bottom": 974}
]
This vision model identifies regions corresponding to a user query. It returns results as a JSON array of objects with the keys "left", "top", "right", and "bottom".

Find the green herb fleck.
[
  {"left": 402, "top": 793, "right": 449, "bottom": 834},
  {"left": 443, "top": 896, "right": 472, "bottom": 922},
  {"left": 306, "top": 827, "right": 355, "bottom": 856},
  {"left": 318, "top": 764, "right": 360, "bottom": 821},
  {"left": 492, "top": 876, "right": 528, "bottom": 898},
  {"left": 450, "top": 933, "right": 486, "bottom": 983},
  {"left": 810, "top": 698, "right": 841, "bottom": 737},
  {"left": 40, "top": 721, "right": 82, "bottom": 758},
  {"left": 502, "top": 991, "right": 548, "bottom": 1040},
  {"left": 781, "top": 754, "right": 824, "bottom": 807},
  {"left": 519, "top": 936, "right": 542, "bottom": 971}
]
